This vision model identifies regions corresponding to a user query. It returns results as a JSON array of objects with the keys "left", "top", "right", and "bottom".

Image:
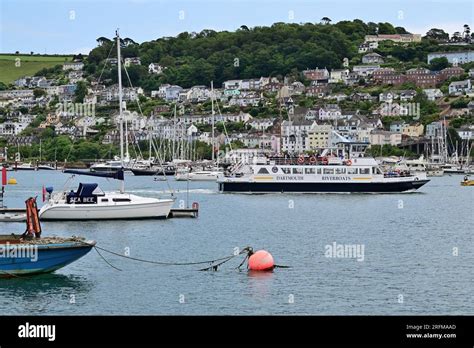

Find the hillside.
[
  {"left": 85, "top": 20, "right": 473, "bottom": 90},
  {"left": 0, "top": 54, "right": 72, "bottom": 84}
]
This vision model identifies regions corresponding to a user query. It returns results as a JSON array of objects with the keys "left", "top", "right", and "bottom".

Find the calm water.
[{"left": 0, "top": 171, "right": 473, "bottom": 315}]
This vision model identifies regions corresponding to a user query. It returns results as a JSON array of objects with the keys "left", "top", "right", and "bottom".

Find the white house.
[
  {"left": 457, "top": 125, "right": 474, "bottom": 140},
  {"left": 329, "top": 69, "right": 349, "bottom": 83},
  {"left": 423, "top": 89, "right": 443, "bottom": 101},
  {"left": 369, "top": 130, "right": 402, "bottom": 146},
  {"left": 449, "top": 80, "right": 472, "bottom": 95},
  {"left": 280, "top": 119, "right": 317, "bottom": 153},
  {"left": 352, "top": 65, "right": 381, "bottom": 77},
  {"left": 62, "top": 62, "right": 84, "bottom": 71},
  {"left": 247, "top": 118, "right": 275, "bottom": 131},
  {"left": 148, "top": 63, "right": 164, "bottom": 74}
]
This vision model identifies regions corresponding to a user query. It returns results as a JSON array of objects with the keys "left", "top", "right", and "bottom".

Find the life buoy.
[
  {"left": 309, "top": 156, "right": 317, "bottom": 164},
  {"left": 346, "top": 159, "right": 352, "bottom": 166},
  {"left": 322, "top": 156, "right": 328, "bottom": 165},
  {"left": 297, "top": 155, "right": 305, "bottom": 164}
]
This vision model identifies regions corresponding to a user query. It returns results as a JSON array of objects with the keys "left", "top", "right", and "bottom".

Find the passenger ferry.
[{"left": 217, "top": 144, "right": 429, "bottom": 193}]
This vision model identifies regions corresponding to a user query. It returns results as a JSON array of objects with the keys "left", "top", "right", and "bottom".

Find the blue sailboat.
[{"left": 0, "top": 198, "right": 95, "bottom": 278}]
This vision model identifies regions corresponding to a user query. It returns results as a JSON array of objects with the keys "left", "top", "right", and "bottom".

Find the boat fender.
[
  {"left": 415, "top": 177, "right": 419, "bottom": 181},
  {"left": 346, "top": 159, "right": 352, "bottom": 166},
  {"left": 192, "top": 202, "right": 199, "bottom": 217}
]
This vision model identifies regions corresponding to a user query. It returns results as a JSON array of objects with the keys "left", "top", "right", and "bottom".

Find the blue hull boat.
[
  {"left": 0, "top": 196, "right": 95, "bottom": 278},
  {"left": 0, "top": 235, "right": 95, "bottom": 278}
]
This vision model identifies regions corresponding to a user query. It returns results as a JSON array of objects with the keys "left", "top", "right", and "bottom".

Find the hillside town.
[{"left": 0, "top": 30, "right": 473, "bottom": 163}]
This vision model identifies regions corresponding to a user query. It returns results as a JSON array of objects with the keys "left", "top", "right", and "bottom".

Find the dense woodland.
[{"left": 81, "top": 20, "right": 472, "bottom": 90}]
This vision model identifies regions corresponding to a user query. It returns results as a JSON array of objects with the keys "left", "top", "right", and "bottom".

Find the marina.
[{"left": 0, "top": 169, "right": 472, "bottom": 314}]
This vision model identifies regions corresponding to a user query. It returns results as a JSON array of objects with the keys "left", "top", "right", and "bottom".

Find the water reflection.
[{"left": 0, "top": 273, "right": 93, "bottom": 315}]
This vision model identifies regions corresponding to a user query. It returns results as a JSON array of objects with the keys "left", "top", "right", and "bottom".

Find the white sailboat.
[
  {"left": 174, "top": 81, "right": 221, "bottom": 181},
  {"left": 39, "top": 30, "right": 175, "bottom": 220}
]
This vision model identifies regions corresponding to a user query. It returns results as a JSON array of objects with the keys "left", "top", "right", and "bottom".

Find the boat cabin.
[{"left": 66, "top": 183, "right": 104, "bottom": 204}]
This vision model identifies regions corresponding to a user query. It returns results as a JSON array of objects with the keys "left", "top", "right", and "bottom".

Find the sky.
[{"left": 0, "top": 0, "right": 472, "bottom": 54}]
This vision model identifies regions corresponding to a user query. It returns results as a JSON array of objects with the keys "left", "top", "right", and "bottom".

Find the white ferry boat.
[{"left": 218, "top": 148, "right": 429, "bottom": 193}]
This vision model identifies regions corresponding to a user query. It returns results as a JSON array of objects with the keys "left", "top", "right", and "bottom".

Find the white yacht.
[
  {"left": 175, "top": 168, "right": 222, "bottom": 181},
  {"left": 39, "top": 174, "right": 174, "bottom": 220}
]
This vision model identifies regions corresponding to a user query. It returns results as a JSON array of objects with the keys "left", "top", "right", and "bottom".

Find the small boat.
[
  {"left": 131, "top": 165, "right": 176, "bottom": 176},
  {"left": 13, "top": 162, "right": 36, "bottom": 171},
  {"left": 0, "top": 198, "right": 95, "bottom": 278},
  {"left": 175, "top": 169, "right": 221, "bottom": 181},
  {"left": 0, "top": 209, "right": 27, "bottom": 222},
  {"left": 461, "top": 176, "right": 474, "bottom": 186},
  {"left": 37, "top": 164, "right": 56, "bottom": 171}
]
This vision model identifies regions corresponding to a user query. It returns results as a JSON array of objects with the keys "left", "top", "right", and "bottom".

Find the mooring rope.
[{"left": 73, "top": 240, "right": 254, "bottom": 271}]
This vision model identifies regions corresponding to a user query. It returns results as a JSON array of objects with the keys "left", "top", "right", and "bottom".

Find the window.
[
  {"left": 323, "top": 168, "right": 334, "bottom": 174},
  {"left": 293, "top": 167, "right": 303, "bottom": 174},
  {"left": 317, "top": 168, "right": 322, "bottom": 174},
  {"left": 258, "top": 167, "right": 269, "bottom": 174},
  {"left": 281, "top": 168, "right": 291, "bottom": 174},
  {"left": 347, "top": 168, "right": 358, "bottom": 174},
  {"left": 101, "top": 199, "right": 109, "bottom": 202},
  {"left": 305, "top": 168, "right": 316, "bottom": 174},
  {"left": 335, "top": 167, "right": 346, "bottom": 174},
  {"left": 113, "top": 198, "right": 131, "bottom": 202},
  {"left": 359, "top": 168, "right": 370, "bottom": 175}
]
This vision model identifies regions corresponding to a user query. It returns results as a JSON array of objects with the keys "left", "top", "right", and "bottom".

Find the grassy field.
[{"left": 0, "top": 54, "right": 73, "bottom": 84}]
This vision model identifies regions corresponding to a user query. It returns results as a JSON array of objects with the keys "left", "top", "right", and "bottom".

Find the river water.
[{"left": 0, "top": 171, "right": 472, "bottom": 315}]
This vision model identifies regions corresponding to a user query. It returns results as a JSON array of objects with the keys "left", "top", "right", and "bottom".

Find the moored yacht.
[{"left": 39, "top": 170, "right": 175, "bottom": 220}]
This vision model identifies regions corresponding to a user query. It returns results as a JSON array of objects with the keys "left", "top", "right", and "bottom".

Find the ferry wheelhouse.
[{"left": 218, "top": 143, "right": 429, "bottom": 193}]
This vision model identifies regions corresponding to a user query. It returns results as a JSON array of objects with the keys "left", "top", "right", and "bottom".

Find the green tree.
[
  {"left": 33, "top": 88, "right": 46, "bottom": 99},
  {"left": 429, "top": 57, "right": 449, "bottom": 71},
  {"left": 74, "top": 81, "right": 88, "bottom": 103}
]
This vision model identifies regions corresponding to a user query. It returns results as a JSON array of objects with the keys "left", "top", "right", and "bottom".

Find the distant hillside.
[
  {"left": 84, "top": 20, "right": 472, "bottom": 90},
  {"left": 0, "top": 54, "right": 73, "bottom": 84}
]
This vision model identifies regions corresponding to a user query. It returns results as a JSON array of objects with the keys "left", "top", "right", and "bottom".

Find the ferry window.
[
  {"left": 101, "top": 199, "right": 109, "bottom": 202},
  {"left": 317, "top": 168, "right": 322, "bottom": 174},
  {"left": 113, "top": 198, "right": 131, "bottom": 202},
  {"left": 372, "top": 167, "right": 378, "bottom": 174},
  {"left": 347, "top": 168, "right": 358, "bottom": 174},
  {"left": 293, "top": 167, "right": 303, "bottom": 174},
  {"left": 281, "top": 168, "right": 291, "bottom": 174},
  {"left": 359, "top": 168, "right": 370, "bottom": 175},
  {"left": 305, "top": 168, "right": 316, "bottom": 174},
  {"left": 335, "top": 168, "right": 346, "bottom": 174},
  {"left": 258, "top": 168, "right": 269, "bottom": 174},
  {"left": 323, "top": 168, "right": 334, "bottom": 174}
]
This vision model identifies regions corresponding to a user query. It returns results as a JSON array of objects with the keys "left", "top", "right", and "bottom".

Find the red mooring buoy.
[{"left": 248, "top": 250, "right": 274, "bottom": 271}]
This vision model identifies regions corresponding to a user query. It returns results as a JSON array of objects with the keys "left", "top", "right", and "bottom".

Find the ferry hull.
[{"left": 218, "top": 180, "right": 429, "bottom": 193}]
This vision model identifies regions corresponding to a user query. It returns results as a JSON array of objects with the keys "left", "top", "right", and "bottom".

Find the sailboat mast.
[
  {"left": 116, "top": 30, "right": 125, "bottom": 193},
  {"left": 211, "top": 81, "right": 215, "bottom": 162}
]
